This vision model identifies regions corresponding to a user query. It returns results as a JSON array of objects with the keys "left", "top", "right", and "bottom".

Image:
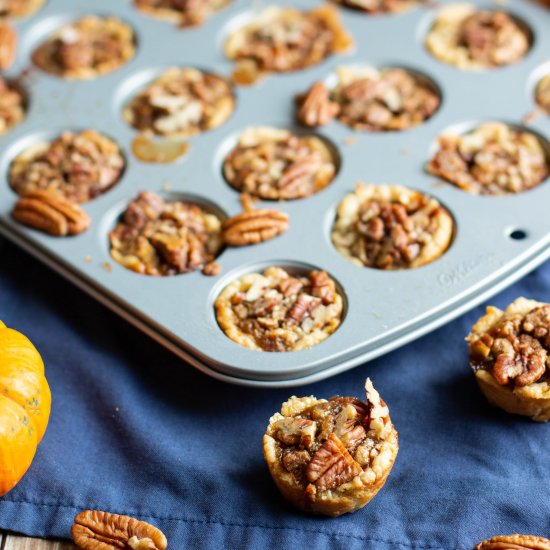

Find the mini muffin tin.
[{"left": 1, "top": 0, "right": 550, "bottom": 387}]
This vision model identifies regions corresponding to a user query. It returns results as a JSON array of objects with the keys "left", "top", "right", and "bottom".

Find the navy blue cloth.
[{"left": 0, "top": 237, "right": 549, "bottom": 549}]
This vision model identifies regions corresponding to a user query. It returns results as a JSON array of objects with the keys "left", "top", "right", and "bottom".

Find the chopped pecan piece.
[
  {"left": 222, "top": 207, "right": 289, "bottom": 246},
  {"left": 12, "top": 190, "right": 90, "bottom": 236},
  {"left": 273, "top": 417, "right": 317, "bottom": 448},
  {"left": 296, "top": 81, "right": 340, "bottom": 127},
  {"left": 475, "top": 534, "right": 550, "bottom": 549},
  {"left": 71, "top": 510, "right": 167, "bottom": 550},
  {"left": 0, "top": 23, "right": 16, "bottom": 69}
]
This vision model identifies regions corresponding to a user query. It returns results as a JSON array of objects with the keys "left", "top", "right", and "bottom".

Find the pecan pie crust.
[
  {"left": 468, "top": 298, "right": 550, "bottom": 422},
  {"left": 427, "top": 122, "right": 549, "bottom": 195},
  {"left": 332, "top": 183, "right": 454, "bottom": 270},
  {"left": 224, "top": 6, "right": 352, "bottom": 84},
  {"left": 215, "top": 267, "right": 343, "bottom": 352},
  {"left": 263, "top": 379, "right": 398, "bottom": 516},
  {"left": 9, "top": 130, "right": 125, "bottom": 203},
  {"left": 425, "top": 4, "right": 530, "bottom": 70},
  {"left": 123, "top": 67, "right": 234, "bottom": 137},
  {"left": 134, "top": 0, "right": 231, "bottom": 27},
  {"left": 223, "top": 127, "right": 338, "bottom": 200},
  {"left": 32, "top": 16, "right": 136, "bottom": 79},
  {"left": 109, "top": 191, "right": 223, "bottom": 276}
]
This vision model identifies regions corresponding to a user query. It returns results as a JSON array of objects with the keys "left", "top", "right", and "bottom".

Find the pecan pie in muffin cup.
[
  {"left": 331, "top": 0, "right": 418, "bottom": 15},
  {"left": 223, "top": 127, "right": 338, "bottom": 200},
  {"left": 263, "top": 378, "right": 398, "bottom": 516},
  {"left": 425, "top": 4, "right": 531, "bottom": 70},
  {"left": 123, "top": 67, "right": 235, "bottom": 138},
  {"left": 9, "top": 130, "right": 125, "bottom": 203},
  {"left": 0, "top": 77, "right": 25, "bottom": 135},
  {"left": 32, "top": 16, "right": 136, "bottom": 79},
  {"left": 535, "top": 74, "right": 550, "bottom": 115},
  {"left": 109, "top": 191, "right": 223, "bottom": 276},
  {"left": 332, "top": 183, "right": 454, "bottom": 270},
  {"left": 298, "top": 66, "right": 440, "bottom": 131},
  {"left": 134, "top": 0, "right": 231, "bottom": 27},
  {"left": 468, "top": 298, "right": 550, "bottom": 422},
  {"left": 215, "top": 267, "right": 343, "bottom": 351},
  {"left": 0, "top": 0, "right": 44, "bottom": 19},
  {"left": 224, "top": 6, "right": 353, "bottom": 85},
  {"left": 427, "top": 122, "right": 549, "bottom": 195}
]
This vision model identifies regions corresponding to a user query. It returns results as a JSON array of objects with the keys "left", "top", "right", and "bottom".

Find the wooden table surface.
[{"left": 1, "top": 534, "right": 74, "bottom": 549}]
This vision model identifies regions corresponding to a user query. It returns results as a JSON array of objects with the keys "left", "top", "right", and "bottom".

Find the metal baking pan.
[{"left": 1, "top": 0, "right": 550, "bottom": 387}]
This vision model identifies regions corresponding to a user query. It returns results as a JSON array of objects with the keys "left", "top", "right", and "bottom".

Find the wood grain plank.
[{"left": 3, "top": 535, "right": 75, "bottom": 549}]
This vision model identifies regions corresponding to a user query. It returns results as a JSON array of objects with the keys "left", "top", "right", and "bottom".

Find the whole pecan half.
[
  {"left": 222, "top": 208, "right": 289, "bottom": 246},
  {"left": 0, "top": 23, "right": 16, "bottom": 70},
  {"left": 297, "top": 81, "right": 340, "bottom": 127},
  {"left": 72, "top": 510, "right": 168, "bottom": 550},
  {"left": 11, "top": 190, "right": 91, "bottom": 236},
  {"left": 306, "top": 433, "right": 362, "bottom": 491},
  {"left": 475, "top": 534, "right": 550, "bottom": 549}
]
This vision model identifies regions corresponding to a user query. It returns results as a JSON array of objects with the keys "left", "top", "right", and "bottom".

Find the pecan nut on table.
[
  {"left": 71, "top": 510, "right": 167, "bottom": 550},
  {"left": 263, "top": 379, "right": 398, "bottom": 516},
  {"left": 425, "top": 4, "right": 530, "bottom": 69},
  {"left": 469, "top": 298, "right": 550, "bottom": 422},
  {"left": 475, "top": 534, "right": 550, "bottom": 549}
]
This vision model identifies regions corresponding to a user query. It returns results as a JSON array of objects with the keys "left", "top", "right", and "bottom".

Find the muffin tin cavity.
[
  {"left": 427, "top": 121, "right": 550, "bottom": 196},
  {"left": 213, "top": 262, "right": 346, "bottom": 352},
  {"left": 221, "top": 126, "right": 341, "bottom": 200},
  {"left": 121, "top": 66, "right": 236, "bottom": 138}
]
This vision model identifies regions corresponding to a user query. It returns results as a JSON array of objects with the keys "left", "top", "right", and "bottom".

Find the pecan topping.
[
  {"left": 273, "top": 417, "right": 317, "bottom": 449},
  {"left": 332, "top": 0, "right": 418, "bottom": 14},
  {"left": 222, "top": 207, "right": 289, "bottom": 246},
  {"left": 470, "top": 304, "right": 550, "bottom": 387},
  {"left": 124, "top": 67, "right": 234, "bottom": 138},
  {"left": 296, "top": 81, "right": 339, "bottom": 127},
  {"left": 0, "top": 23, "right": 16, "bottom": 69},
  {"left": 202, "top": 261, "right": 222, "bottom": 276},
  {"left": 428, "top": 123, "right": 548, "bottom": 195},
  {"left": 0, "top": 76, "right": 25, "bottom": 135},
  {"left": 225, "top": 6, "right": 352, "bottom": 84},
  {"left": 71, "top": 510, "right": 167, "bottom": 550},
  {"left": 306, "top": 434, "right": 362, "bottom": 491},
  {"left": 223, "top": 127, "right": 337, "bottom": 200},
  {"left": 330, "top": 67, "right": 440, "bottom": 132},
  {"left": 134, "top": 0, "right": 231, "bottom": 28},
  {"left": 12, "top": 190, "right": 90, "bottom": 237},
  {"left": 109, "top": 191, "right": 223, "bottom": 276},
  {"left": 215, "top": 266, "right": 343, "bottom": 351},
  {"left": 9, "top": 130, "right": 125, "bottom": 203},
  {"left": 32, "top": 16, "right": 136, "bottom": 79},
  {"left": 475, "top": 534, "right": 550, "bottom": 549}
]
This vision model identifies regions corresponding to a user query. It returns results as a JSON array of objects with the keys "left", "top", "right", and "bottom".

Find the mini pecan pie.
[
  {"left": 9, "top": 130, "right": 125, "bottom": 203},
  {"left": 332, "top": 183, "right": 453, "bottom": 270},
  {"left": 535, "top": 74, "right": 550, "bottom": 115},
  {"left": 215, "top": 267, "right": 343, "bottom": 351},
  {"left": 330, "top": 66, "right": 439, "bottom": 131},
  {"left": 109, "top": 191, "right": 223, "bottom": 276},
  {"left": 124, "top": 67, "right": 234, "bottom": 137},
  {"left": 263, "top": 379, "right": 398, "bottom": 516},
  {"left": 425, "top": 4, "right": 530, "bottom": 69},
  {"left": 428, "top": 122, "right": 549, "bottom": 195},
  {"left": 32, "top": 16, "right": 136, "bottom": 79},
  {"left": 468, "top": 298, "right": 550, "bottom": 422},
  {"left": 0, "top": 0, "right": 44, "bottom": 18},
  {"left": 224, "top": 6, "right": 352, "bottom": 84},
  {"left": 331, "top": 0, "right": 417, "bottom": 14},
  {"left": 223, "top": 127, "right": 337, "bottom": 200},
  {"left": 134, "top": 0, "right": 231, "bottom": 27},
  {"left": 0, "top": 77, "right": 25, "bottom": 135}
]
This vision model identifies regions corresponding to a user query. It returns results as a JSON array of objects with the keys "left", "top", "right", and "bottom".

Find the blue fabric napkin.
[{"left": 1, "top": 237, "right": 549, "bottom": 550}]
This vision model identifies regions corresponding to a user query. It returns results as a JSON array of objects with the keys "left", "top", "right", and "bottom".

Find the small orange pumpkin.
[{"left": 0, "top": 321, "right": 51, "bottom": 496}]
